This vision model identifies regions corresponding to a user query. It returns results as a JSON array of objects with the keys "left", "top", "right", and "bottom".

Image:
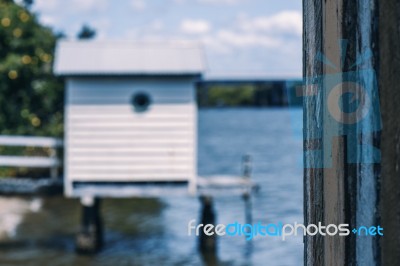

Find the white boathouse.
[{"left": 54, "top": 41, "right": 205, "bottom": 197}]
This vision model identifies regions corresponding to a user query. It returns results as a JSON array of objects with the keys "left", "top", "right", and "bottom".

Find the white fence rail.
[{"left": 0, "top": 135, "right": 63, "bottom": 178}]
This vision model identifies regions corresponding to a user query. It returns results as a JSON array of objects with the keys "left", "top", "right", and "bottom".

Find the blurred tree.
[
  {"left": 77, "top": 24, "right": 96, "bottom": 39},
  {"left": 0, "top": 0, "right": 64, "bottom": 137},
  {"left": 206, "top": 85, "right": 255, "bottom": 107}
]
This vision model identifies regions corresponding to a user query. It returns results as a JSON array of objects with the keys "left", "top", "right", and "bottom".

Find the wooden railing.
[{"left": 0, "top": 135, "right": 63, "bottom": 179}]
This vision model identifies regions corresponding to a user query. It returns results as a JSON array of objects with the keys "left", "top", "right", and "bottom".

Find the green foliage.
[
  {"left": 206, "top": 85, "right": 255, "bottom": 107},
  {"left": 0, "top": 0, "right": 64, "bottom": 138},
  {"left": 0, "top": 0, "right": 64, "bottom": 177}
]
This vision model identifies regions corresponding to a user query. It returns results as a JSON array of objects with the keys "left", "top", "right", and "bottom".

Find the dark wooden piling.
[
  {"left": 199, "top": 195, "right": 216, "bottom": 254},
  {"left": 76, "top": 197, "right": 103, "bottom": 254},
  {"left": 242, "top": 154, "right": 253, "bottom": 226}
]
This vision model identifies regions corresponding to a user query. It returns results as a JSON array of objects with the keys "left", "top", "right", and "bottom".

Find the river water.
[{"left": 0, "top": 108, "right": 303, "bottom": 266}]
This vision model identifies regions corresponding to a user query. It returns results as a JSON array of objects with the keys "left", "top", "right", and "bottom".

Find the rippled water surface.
[{"left": 0, "top": 108, "right": 303, "bottom": 266}]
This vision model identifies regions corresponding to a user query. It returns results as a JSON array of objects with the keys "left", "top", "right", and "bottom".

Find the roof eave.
[{"left": 56, "top": 72, "right": 203, "bottom": 79}]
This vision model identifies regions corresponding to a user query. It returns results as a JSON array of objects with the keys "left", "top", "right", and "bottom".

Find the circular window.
[{"left": 131, "top": 92, "right": 151, "bottom": 112}]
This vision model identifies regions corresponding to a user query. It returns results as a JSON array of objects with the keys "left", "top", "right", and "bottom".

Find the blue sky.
[{"left": 30, "top": 0, "right": 302, "bottom": 77}]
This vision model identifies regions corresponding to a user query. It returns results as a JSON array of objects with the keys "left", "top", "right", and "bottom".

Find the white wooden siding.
[{"left": 65, "top": 78, "right": 197, "bottom": 195}]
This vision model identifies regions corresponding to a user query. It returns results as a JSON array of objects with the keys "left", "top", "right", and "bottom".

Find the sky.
[{"left": 29, "top": 0, "right": 302, "bottom": 78}]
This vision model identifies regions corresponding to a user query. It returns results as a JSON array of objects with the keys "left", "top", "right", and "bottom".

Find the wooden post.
[
  {"left": 379, "top": 1, "right": 400, "bottom": 264},
  {"left": 303, "top": 0, "right": 381, "bottom": 264},
  {"left": 199, "top": 195, "right": 216, "bottom": 254},
  {"left": 304, "top": 0, "right": 400, "bottom": 264},
  {"left": 76, "top": 196, "right": 103, "bottom": 254},
  {"left": 242, "top": 154, "right": 252, "bottom": 226}
]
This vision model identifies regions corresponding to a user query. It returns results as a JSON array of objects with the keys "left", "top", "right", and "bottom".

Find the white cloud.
[
  {"left": 123, "top": 19, "right": 164, "bottom": 40},
  {"left": 34, "top": 0, "right": 60, "bottom": 11},
  {"left": 34, "top": 0, "right": 108, "bottom": 13},
  {"left": 126, "top": 10, "right": 300, "bottom": 56},
  {"left": 192, "top": 10, "right": 301, "bottom": 53},
  {"left": 70, "top": 0, "right": 108, "bottom": 11},
  {"left": 131, "top": 0, "right": 146, "bottom": 11},
  {"left": 197, "top": 29, "right": 281, "bottom": 55},
  {"left": 216, "top": 30, "right": 281, "bottom": 48},
  {"left": 123, "top": 10, "right": 300, "bottom": 61},
  {"left": 33, "top": 0, "right": 59, "bottom": 12},
  {"left": 197, "top": 0, "right": 243, "bottom": 4},
  {"left": 180, "top": 19, "right": 211, "bottom": 34},
  {"left": 174, "top": 0, "right": 244, "bottom": 5},
  {"left": 239, "top": 11, "right": 302, "bottom": 36},
  {"left": 39, "top": 15, "right": 57, "bottom": 26},
  {"left": 150, "top": 20, "right": 164, "bottom": 31}
]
